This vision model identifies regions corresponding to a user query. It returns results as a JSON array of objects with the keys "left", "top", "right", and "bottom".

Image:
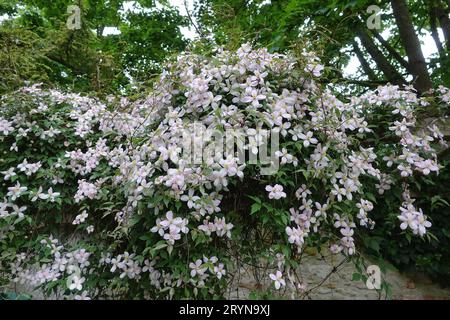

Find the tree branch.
[
  {"left": 429, "top": 0, "right": 445, "bottom": 58},
  {"left": 391, "top": 0, "right": 433, "bottom": 93},
  {"left": 352, "top": 40, "right": 378, "bottom": 81},
  {"left": 371, "top": 29, "right": 412, "bottom": 72},
  {"left": 357, "top": 28, "right": 406, "bottom": 85}
]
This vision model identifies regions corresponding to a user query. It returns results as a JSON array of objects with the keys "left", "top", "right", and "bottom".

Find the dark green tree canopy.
[
  {"left": 0, "top": 0, "right": 188, "bottom": 94},
  {"left": 195, "top": 0, "right": 450, "bottom": 92}
]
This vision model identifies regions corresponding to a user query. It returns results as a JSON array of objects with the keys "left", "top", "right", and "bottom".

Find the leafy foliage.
[
  {"left": 0, "top": 45, "right": 448, "bottom": 299},
  {"left": 0, "top": 0, "right": 188, "bottom": 94}
]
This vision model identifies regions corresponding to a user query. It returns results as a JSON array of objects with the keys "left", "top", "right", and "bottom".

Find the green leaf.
[
  {"left": 352, "top": 273, "right": 361, "bottom": 281},
  {"left": 150, "top": 241, "right": 168, "bottom": 257},
  {"left": 250, "top": 202, "right": 261, "bottom": 215}
]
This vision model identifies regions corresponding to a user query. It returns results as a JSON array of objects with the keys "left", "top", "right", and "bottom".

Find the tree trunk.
[
  {"left": 371, "top": 29, "right": 412, "bottom": 72},
  {"left": 436, "top": 3, "right": 450, "bottom": 50},
  {"left": 357, "top": 28, "right": 406, "bottom": 85},
  {"left": 429, "top": 1, "right": 445, "bottom": 57},
  {"left": 352, "top": 40, "right": 378, "bottom": 81},
  {"left": 391, "top": 0, "right": 433, "bottom": 93}
]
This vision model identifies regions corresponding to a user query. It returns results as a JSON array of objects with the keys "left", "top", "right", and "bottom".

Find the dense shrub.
[
  {"left": 355, "top": 86, "right": 450, "bottom": 287},
  {"left": 0, "top": 45, "right": 448, "bottom": 299},
  {"left": 368, "top": 156, "right": 450, "bottom": 286}
]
